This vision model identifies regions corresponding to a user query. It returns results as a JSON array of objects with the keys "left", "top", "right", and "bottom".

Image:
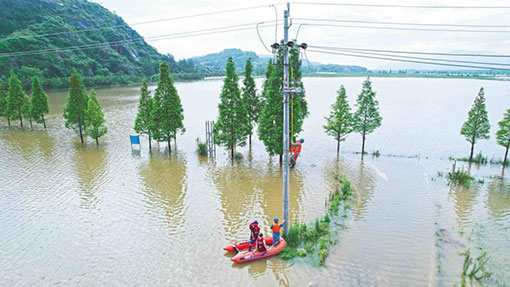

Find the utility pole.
[{"left": 282, "top": 2, "right": 290, "bottom": 235}]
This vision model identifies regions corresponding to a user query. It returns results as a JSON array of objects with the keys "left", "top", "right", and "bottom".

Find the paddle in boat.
[{"left": 224, "top": 236, "right": 287, "bottom": 263}]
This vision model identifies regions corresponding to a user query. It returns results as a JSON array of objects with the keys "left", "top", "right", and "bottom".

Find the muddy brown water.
[{"left": 0, "top": 78, "right": 509, "bottom": 286}]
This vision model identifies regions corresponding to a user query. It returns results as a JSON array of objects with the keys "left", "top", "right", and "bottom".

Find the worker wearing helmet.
[
  {"left": 249, "top": 220, "right": 260, "bottom": 252},
  {"left": 271, "top": 217, "right": 285, "bottom": 246},
  {"left": 290, "top": 138, "right": 304, "bottom": 168}
]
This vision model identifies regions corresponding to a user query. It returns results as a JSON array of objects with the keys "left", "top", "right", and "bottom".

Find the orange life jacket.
[{"left": 272, "top": 223, "right": 281, "bottom": 233}]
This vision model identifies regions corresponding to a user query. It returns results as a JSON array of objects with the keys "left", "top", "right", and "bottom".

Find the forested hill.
[
  {"left": 0, "top": 0, "right": 198, "bottom": 90},
  {"left": 192, "top": 49, "right": 270, "bottom": 75},
  {"left": 192, "top": 48, "right": 367, "bottom": 75}
]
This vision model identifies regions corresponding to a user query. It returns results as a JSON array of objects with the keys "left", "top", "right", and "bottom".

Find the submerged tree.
[
  {"left": 242, "top": 58, "right": 261, "bottom": 147},
  {"left": 258, "top": 61, "right": 283, "bottom": 162},
  {"left": 352, "top": 77, "right": 382, "bottom": 157},
  {"left": 134, "top": 79, "right": 153, "bottom": 150},
  {"left": 63, "top": 69, "right": 88, "bottom": 143},
  {"left": 324, "top": 85, "right": 354, "bottom": 155},
  {"left": 460, "top": 87, "right": 491, "bottom": 162},
  {"left": 0, "top": 83, "right": 9, "bottom": 126},
  {"left": 496, "top": 109, "right": 510, "bottom": 167},
  {"left": 214, "top": 57, "right": 250, "bottom": 159},
  {"left": 150, "top": 61, "right": 185, "bottom": 152},
  {"left": 258, "top": 46, "right": 309, "bottom": 164},
  {"left": 24, "top": 93, "right": 32, "bottom": 130},
  {"left": 85, "top": 90, "right": 107, "bottom": 145},
  {"left": 6, "top": 71, "right": 29, "bottom": 127},
  {"left": 30, "top": 77, "right": 49, "bottom": 129},
  {"left": 281, "top": 45, "right": 308, "bottom": 139}
]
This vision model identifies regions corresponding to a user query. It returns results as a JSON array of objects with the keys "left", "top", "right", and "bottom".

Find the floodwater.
[{"left": 1, "top": 77, "right": 509, "bottom": 286}]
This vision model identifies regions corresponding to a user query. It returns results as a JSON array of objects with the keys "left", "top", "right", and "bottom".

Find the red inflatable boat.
[{"left": 224, "top": 237, "right": 287, "bottom": 263}]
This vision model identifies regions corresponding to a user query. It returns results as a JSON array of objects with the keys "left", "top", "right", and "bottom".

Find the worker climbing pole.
[{"left": 274, "top": 2, "right": 307, "bottom": 235}]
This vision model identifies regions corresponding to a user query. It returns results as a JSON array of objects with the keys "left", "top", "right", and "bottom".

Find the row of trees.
[
  {"left": 134, "top": 62, "right": 185, "bottom": 152},
  {"left": 212, "top": 46, "right": 309, "bottom": 162},
  {"left": 323, "top": 83, "right": 510, "bottom": 166},
  {"left": 0, "top": 69, "right": 107, "bottom": 145},
  {"left": 323, "top": 79, "right": 382, "bottom": 157},
  {"left": 0, "top": 73, "right": 49, "bottom": 129},
  {"left": 62, "top": 69, "right": 107, "bottom": 145},
  {"left": 131, "top": 58, "right": 508, "bottom": 166},
  {"left": 459, "top": 87, "right": 510, "bottom": 166}
]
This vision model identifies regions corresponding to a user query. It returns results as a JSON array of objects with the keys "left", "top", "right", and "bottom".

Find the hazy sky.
[{"left": 90, "top": 0, "right": 510, "bottom": 69}]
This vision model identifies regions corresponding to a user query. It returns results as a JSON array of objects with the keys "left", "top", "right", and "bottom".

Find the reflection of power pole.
[{"left": 282, "top": 2, "right": 290, "bottom": 236}]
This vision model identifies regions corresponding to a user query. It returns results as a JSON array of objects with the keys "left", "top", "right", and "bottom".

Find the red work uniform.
[
  {"left": 249, "top": 222, "right": 260, "bottom": 245},
  {"left": 291, "top": 141, "right": 302, "bottom": 161},
  {"left": 256, "top": 236, "right": 266, "bottom": 252}
]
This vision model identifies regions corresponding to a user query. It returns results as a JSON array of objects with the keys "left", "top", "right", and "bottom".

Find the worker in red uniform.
[
  {"left": 290, "top": 138, "right": 304, "bottom": 168},
  {"left": 256, "top": 233, "right": 267, "bottom": 252},
  {"left": 248, "top": 220, "right": 260, "bottom": 252}
]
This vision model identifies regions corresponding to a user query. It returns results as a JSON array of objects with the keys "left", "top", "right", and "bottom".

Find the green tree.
[
  {"left": 150, "top": 62, "right": 185, "bottom": 152},
  {"left": 213, "top": 57, "right": 250, "bottom": 159},
  {"left": 282, "top": 45, "right": 308, "bottom": 139},
  {"left": 23, "top": 93, "right": 32, "bottom": 130},
  {"left": 324, "top": 85, "right": 354, "bottom": 155},
  {"left": 242, "top": 58, "right": 261, "bottom": 147},
  {"left": 63, "top": 69, "right": 88, "bottom": 143},
  {"left": 29, "top": 76, "right": 49, "bottom": 129},
  {"left": 0, "top": 83, "right": 9, "bottom": 126},
  {"left": 258, "top": 61, "right": 284, "bottom": 162},
  {"left": 85, "top": 90, "right": 107, "bottom": 145},
  {"left": 134, "top": 79, "right": 153, "bottom": 150},
  {"left": 496, "top": 109, "right": 510, "bottom": 167},
  {"left": 6, "top": 71, "right": 29, "bottom": 127},
  {"left": 353, "top": 77, "right": 382, "bottom": 157},
  {"left": 258, "top": 46, "right": 309, "bottom": 163},
  {"left": 460, "top": 87, "right": 491, "bottom": 161}
]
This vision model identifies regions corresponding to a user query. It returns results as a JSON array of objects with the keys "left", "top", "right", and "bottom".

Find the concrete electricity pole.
[{"left": 282, "top": 2, "right": 290, "bottom": 235}]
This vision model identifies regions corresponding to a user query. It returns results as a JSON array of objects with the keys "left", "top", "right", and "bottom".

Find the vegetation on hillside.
[
  {"left": 0, "top": 0, "right": 200, "bottom": 90},
  {"left": 191, "top": 48, "right": 368, "bottom": 76}
]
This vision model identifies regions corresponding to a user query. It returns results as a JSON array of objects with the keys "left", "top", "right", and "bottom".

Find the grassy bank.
[{"left": 280, "top": 174, "right": 352, "bottom": 266}]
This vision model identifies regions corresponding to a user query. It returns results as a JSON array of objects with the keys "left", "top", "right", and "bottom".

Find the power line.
[
  {"left": 311, "top": 46, "right": 510, "bottom": 67},
  {"left": 293, "top": 17, "right": 510, "bottom": 28},
  {"left": 0, "top": 23, "right": 278, "bottom": 58},
  {"left": 257, "top": 22, "right": 272, "bottom": 53},
  {"left": 308, "top": 45, "right": 510, "bottom": 58},
  {"left": 294, "top": 22, "right": 510, "bottom": 33},
  {"left": 1, "top": 3, "right": 284, "bottom": 41},
  {"left": 307, "top": 49, "right": 510, "bottom": 71},
  {"left": 292, "top": 2, "right": 510, "bottom": 9},
  {"left": 2, "top": 23, "right": 259, "bottom": 57}
]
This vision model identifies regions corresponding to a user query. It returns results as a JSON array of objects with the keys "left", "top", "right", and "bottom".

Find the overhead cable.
[
  {"left": 307, "top": 49, "right": 510, "bottom": 71},
  {"left": 1, "top": 3, "right": 284, "bottom": 41}
]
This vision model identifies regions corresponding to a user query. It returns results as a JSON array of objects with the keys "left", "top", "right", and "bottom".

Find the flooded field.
[{"left": 0, "top": 77, "right": 509, "bottom": 286}]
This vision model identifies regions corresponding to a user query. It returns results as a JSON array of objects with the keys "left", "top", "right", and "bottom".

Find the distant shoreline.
[
  {"left": 43, "top": 72, "right": 509, "bottom": 93},
  {"left": 302, "top": 72, "right": 509, "bottom": 81}
]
